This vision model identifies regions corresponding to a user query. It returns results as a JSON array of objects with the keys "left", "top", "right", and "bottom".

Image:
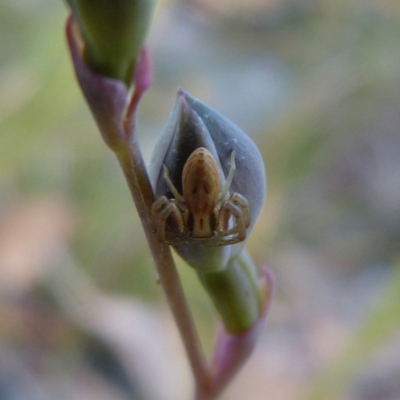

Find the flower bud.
[
  {"left": 197, "top": 251, "right": 262, "bottom": 332},
  {"left": 149, "top": 89, "right": 267, "bottom": 332},
  {"left": 149, "top": 88, "right": 266, "bottom": 272},
  {"left": 67, "top": 0, "right": 157, "bottom": 86}
]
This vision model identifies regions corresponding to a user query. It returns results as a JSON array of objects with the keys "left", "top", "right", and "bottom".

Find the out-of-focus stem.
[{"left": 115, "top": 92, "right": 209, "bottom": 391}]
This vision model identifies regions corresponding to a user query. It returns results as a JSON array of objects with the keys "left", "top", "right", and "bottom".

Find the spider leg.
[
  {"left": 216, "top": 192, "right": 250, "bottom": 244},
  {"left": 152, "top": 196, "right": 184, "bottom": 243},
  {"left": 218, "top": 204, "right": 231, "bottom": 231},
  {"left": 218, "top": 150, "right": 236, "bottom": 204},
  {"left": 218, "top": 199, "right": 246, "bottom": 241},
  {"left": 163, "top": 164, "right": 185, "bottom": 207},
  {"left": 230, "top": 192, "right": 251, "bottom": 228},
  {"left": 151, "top": 196, "right": 169, "bottom": 223},
  {"left": 203, "top": 229, "right": 243, "bottom": 246}
]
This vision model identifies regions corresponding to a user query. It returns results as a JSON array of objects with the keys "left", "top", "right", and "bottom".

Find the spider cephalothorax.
[{"left": 151, "top": 147, "right": 250, "bottom": 246}]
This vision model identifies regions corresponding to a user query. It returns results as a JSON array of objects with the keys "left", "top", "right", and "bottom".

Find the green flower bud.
[
  {"left": 67, "top": 0, "right": 158, "bottom": 86},
  {"left": 198, "top": 251, "right": 262, "bottom": 333}
]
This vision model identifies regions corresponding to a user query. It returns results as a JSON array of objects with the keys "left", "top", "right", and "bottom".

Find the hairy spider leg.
[
  {"left": 217, "top": 150, "right": 236, "bottom": 205},
  {"left": 216, "top": 192, "right": 251, "bottom": 242},
  {"left": 162, "top": 164, "right": 185, "bottom": 210},
  {"left": 152, "top": 195, "right": 184, "bottom": 242},
  {"left": 231, "top": 192, "right": 250, "bottom": 228}
]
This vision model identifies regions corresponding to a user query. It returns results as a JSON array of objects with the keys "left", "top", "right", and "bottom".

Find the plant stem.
[{"left": 115, "top": 96, "right": 209, "bottom": 394}]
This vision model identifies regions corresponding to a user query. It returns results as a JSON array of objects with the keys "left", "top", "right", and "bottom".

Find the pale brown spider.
[{"left": 151, "top": 147, "right": 250, "bottom": 246}]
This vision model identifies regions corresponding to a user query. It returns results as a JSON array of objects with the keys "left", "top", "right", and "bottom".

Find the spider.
[{"left": 151, "top": 147, "right": 250, "bottom": 246}]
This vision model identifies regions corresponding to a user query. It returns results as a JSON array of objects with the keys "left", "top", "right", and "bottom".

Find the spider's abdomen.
[{"left": 182, "top": 147, "right": 221, "bottom": 237}]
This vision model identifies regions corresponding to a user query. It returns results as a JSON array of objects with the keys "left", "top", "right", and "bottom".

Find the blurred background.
[{"left": 1, "top": 0, "right": 400, "bottom": 399}]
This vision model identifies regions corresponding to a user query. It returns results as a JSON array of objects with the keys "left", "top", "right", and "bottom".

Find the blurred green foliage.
[{"left": 1, "top": 1, "right": 400, "bottom": 399}]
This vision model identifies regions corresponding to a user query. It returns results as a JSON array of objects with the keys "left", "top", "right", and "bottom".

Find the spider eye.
[{"left": 191, "top": 185, "right": 210, "bottom": 195}]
